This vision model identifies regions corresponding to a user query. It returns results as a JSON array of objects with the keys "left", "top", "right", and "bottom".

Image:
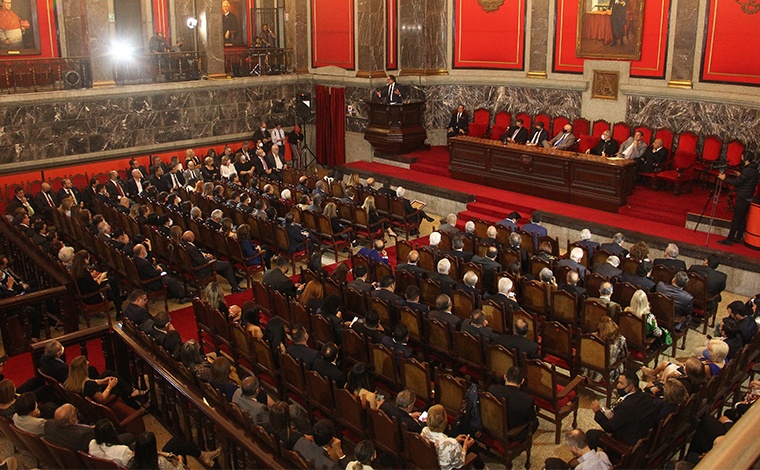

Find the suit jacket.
[
  {"left": 352, "top": 323, "right": 386, "bottom": 344},
  {"left": 232, "top": 392, "right": 270, "bottom": 426},
  {"left": 557, "top": 259, "right": 587, "bottom": 279},
  {"left": 527, "top": 128, "right": 549, "bottom": 146},
  {"left": 655, "top": 282, "right": 693, "bottom": 319},
  {"left": 497, "top": 218, "right": 519, "bottom": 232},
  {"left": 594, "top": 391, "right": 657, "bottom": 445},
  {"left": 618, "top": 137, "right": 648, "bottom": 160},
  {"left": 57, "top": 187, "right": 82, "bottom": 205},
  {"left": 123, "top": 302, "right": 151, "bottom": 326},
  {"left": 593, "top": 262, "right": 622, "bottom": 280},
  {"left": 34, "top": 191, "right": 59, "bottom": 214},
  {"left": 428, "top": 310, "right": 461, "bottom": 328},
  {"left": 428, "top": 272, "right": 456, "bottom": 294},
  {"left": 547, "top": 131, "right": 576, "bottom": 150},
  {"left": 470, "top": 255, "right": 501, "bottom": 291},
  {"left": 639, "top": 146, "right": 668, "bottom": 172},
  {"left": 183, "top": 242, "right": 214, "bottom": 279},
  {"left": 396, "top": 263, "right": 428, "bottom": 278},
  {"left": 437, "top": 223, "right": 460, "bottom": 236},
  {"left": 619, "top": 272, "right": 655, "bottom": 292},
  {"left": 293, "top": 436, "right": 341, "bottom": 470},
  {"left": 653, "top": 258, "right": 687, "bottom": 272},
  {"left": 379, "top": 401, "right": 423, "bottom": 433},
  {"left": 126, "top": 178, "right": 146, "bottom": 198},
  {"left": 687, "top": 265, "right": 726, "bottom": 299},
  {"left": 135, "top": 256, "right": 164, "bottom": 292},
  {"left": 404, "top": 300, "right": 430, "bottom": 315},
  {"left": 502, "top": 126, "right": 528, "bottom": 144},
  {"left": 484, "top": 292, "right": 521, "bottom": 314},
  {"left": 378, "top": 82, "right": 403, "bottom": 104},
  {"left": 312, "top": 358, "right": 346, "bottom": 387},
  {"left": 488, "top": 384, "right": 539, "bottom": 439},
  {"left": 263, "top": 268, "right": 298, "bottom": 297},
  {"left": 559, "top": 283, "right": 587, "bottom": 301},
  {"left": 370, "top": 289, "right": 405, "bottom": 309},
  {"left": 285, "top": 223, "right": 309, "bottom": 253},
  {"left": 149, "top": 175, "right": 169, "bottom": 193},
  {"left": 447, "top": 112, "right": 469, "bottom": 134},
  {"left": 39, "top": 356, "right": 69, "bottom": 383},
  {"left": 445, "top": 249, "right": 473, "bottom": 264},
  {"left": 183, "top": 168, "right": 202, "bottom": 187},
  {"left": 493, "top": 334, "right": 539, "bottom": 360},
  {"left": 737, "top": 316, "right": 757, "bottom": 345},
  {"left": 286, "top": 345, "right": 319, "bottom": 369},
  {"left": 461, "top": 320, "right": 496, "bottom": 342},
  {"left": 252, "top": 128, "right": 273, "bottom": 152},
  {"left": 522, "top": 223, "right": 547, "bottom": 251},
  {"left": 44, "top": 420, "right": 95, "bottom": 452},
  {"left": 346, "top": 279, "right": 373, "bottom": 293},
  {"left": 105, "top": 179, "right": 127, "bottom": 199},
  {"left": 599, "top": 242, "right": 628, "bottom": 259},
  {"left": 591, "top": 138, "right": 620, "bottom": 156},
  {"left": 163, "top": 171, "right": 186, "bottom": 190}
]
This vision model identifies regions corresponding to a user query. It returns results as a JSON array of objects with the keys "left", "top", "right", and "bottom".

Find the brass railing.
[
  {"left": 112, "top": 51, "right": 204, "bottom": 85},
  {"left": 0, "top": 56, "right": 91, "bottom": 94},
  {"left": 224, "top": 47, "right": 289, "bottom": 77}
]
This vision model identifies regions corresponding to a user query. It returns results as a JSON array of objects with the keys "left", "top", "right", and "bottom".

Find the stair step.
[{"left": 410, "top": 163, "right": 451, "bottom": 177}]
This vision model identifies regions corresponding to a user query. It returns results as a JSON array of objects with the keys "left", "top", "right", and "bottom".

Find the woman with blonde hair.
[
  {"left": 297, "top": 280, "right": 324, "bottom": 311},
  {"left": 220, "top": 154, "right": 238, "bottom": 180},
  {"left": 625, "top": 289, "right": 671, "bottom": 347},
  {"left": 63, "top": 356, "right": 145, "bottom": 408},
  {"left": 596, "top": 316, "right": 627, "bottom": 383},
  {"left": 656, "top": 378, "right": 689, "bottom": 421},
  {"left": 201, "top": 182, "right": 214, "bottom": 199},
  {"left": 59, "top": 196, "right": 75, "bottom": 218},
  {"left": 201, "top": 157, "right": 219, "bottom": 182},
  {"left": 361, "top": 195, "right": 396, "bottom": 238},
  {"left": 702, "top": 339, "right": 729, "bottom": 377},
  {"left": 421, "top": 404, "right": 478, "bottom": 470}
]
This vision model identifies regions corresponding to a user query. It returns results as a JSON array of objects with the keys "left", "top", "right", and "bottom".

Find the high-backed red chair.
[
  {"left": 654, "top": 149, "right": 698, "bottom": 194},
  {"left": 611, "top": 122, "right": 631, "bottom": 145},
  {"left": 591, "top": 120, "right": 611, "bottom": 138},
  {"left": 654, "top": 128, "right": 675, "bottom": 155},
  {"left": 469, "top": 108, "right": 491, "bottom": 138},
  {"left": 699, "top": 135, "right": 723, "bottom": 185},
  {"left": 516, "top": 112, "right": 532, "bottom": 133},
  {"left": 576, "top": 135, "right": 597, "bottom": 154},
  {"left": 634, "top": 126, "right": 653, "bottom": 145},
  {"left": 489, "top": 111, "right": 512, "bottom": 140},
  {"left": 726, "top": 140, "right": 745, "bottom": 168},
  {"left": 675, "top": 131, "right": 698, "bottom": 157},
  {"left": 573, "top": 118, "right": 591, "bottom": 136},
  {"left": 552, "top": 116, "right": 570, "bottom": 138},
  {"left": 535, "top": 114, "right": 551, "bottom": 132}
]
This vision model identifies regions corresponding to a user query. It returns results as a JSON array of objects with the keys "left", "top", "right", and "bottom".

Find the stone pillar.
[
  {"left": 668, "top": 0, "right": 699, "bottom": 88},
  {"left": 196, "top": 0, "right": 226, "bottom": 77},
  {"left": 289, "top": 0, "right": 309, "bottom": 72},
  {"left": 423, "top": 0, "right": 446, "bottom": 73},
  {"left": 528, "top": 0, "right": 549, "bottom": 78},
  {"left": 355, "top": 0, "right": 384, "bottom": 77},
  {"left": 398, "top": 0, "right": 446, "bottom": 75},
  {"left": 81, "top": 0, "right": 114, "bottom": 85},
  {"left": 59, "top": 0, "right": 86, "bottom": 57},
  {"left": 173, "top": 0, "right": 196, "bottom": 57}
]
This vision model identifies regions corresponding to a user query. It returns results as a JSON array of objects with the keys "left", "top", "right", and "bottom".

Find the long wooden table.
[{"left": 448, "top": 136, "right": 637, "bottom": 212}]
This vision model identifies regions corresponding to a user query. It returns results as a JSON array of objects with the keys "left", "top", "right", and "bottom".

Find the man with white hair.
[
  {"left": 470, "top": 246, "right": 501, "bottom": 292},
  {"left": 593, "top": 255, "right": 622, "bottom": 280},
  {"left": 134, "top": 243, "right": 188, "bottom": 303},
  {"left": 509, "top": 231, "right": 530, "bottom": 273},
  {"left": 653, "top": 243, "right": 687, "bottom": 272},
  {"left": 395, "top": 186, "right": 433, "bottom": 233},
  {"left": 575, "top": 228, "right": 599, "bottom": 260},
  {"left": 438, "top": 213, "right": 459, "bottom": 236},
  {"left": 428, "top": 258, "right": 456, "bottom": 293},
  {"left": 599, "top": 232, "right": 628, "bottom": 258},
  {"left": 485, "top": 276, "right": 520, "bottom": 313},
  {"left": 457, "top": 270, "right": 481, "bottom": 306},
  {"left": 427, "top": 231, "right": 442, "bottom": 257},
  {"left": 557, "top": 246, "right": 587, "bottom": 279},
  {"left": 483, "top": 226, "right": 499, "bottom": 247},
  {"left": 589, "top": 281, "right": 621, "bottom": 319},
  {"left": 205, "top": 209, "right": 223, "bottom": 231}
]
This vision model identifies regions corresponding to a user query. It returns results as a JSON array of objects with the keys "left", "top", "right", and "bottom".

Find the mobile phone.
[{"left": 349, "top": 317, "right": 359, "bottom": 327}]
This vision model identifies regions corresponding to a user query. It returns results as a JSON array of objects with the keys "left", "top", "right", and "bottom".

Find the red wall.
[
  {"left": 453, "top": 0, "right": 526, "bottom": 70},
  {"left": 386, "top": 0, "right": 397, "bottom": 70},
  {"left": 701, "top": 0, "right": 760, "bottom": 86},
  {"left": 553, "top": 0, "right": 670, "bottom": 78},
  {"left": 310, "top": 0, "right": 354, "bottom": 69}
]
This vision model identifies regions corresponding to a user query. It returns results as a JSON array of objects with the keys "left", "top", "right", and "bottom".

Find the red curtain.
[{"left": 315, "top": 84, "right": 346, "bottom": 167}]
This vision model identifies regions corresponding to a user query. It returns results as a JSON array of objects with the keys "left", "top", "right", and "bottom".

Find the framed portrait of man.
[
  {"left": 0, "top": 0, "right": 40, "bottom": 55},
  {"left": 576, "top": 0, "right": 644, "bottom": 60},
  {"left": 222, "top": 0, "right": 245, "bottom": 47}
]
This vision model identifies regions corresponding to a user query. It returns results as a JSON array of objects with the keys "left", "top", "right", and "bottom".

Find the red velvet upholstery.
[
  {"left": 676, "top": 131, "right": 698, "bottom": 156},
  {"left": 634, "top": 126, "right": 653, "bottom": 145},
  {"left": 612, "top": 122, "right": 631, "bottom": 145},
  {"left": 535, "top": 114, "right": 551, "bottom": 132},
  {"left": 573, "top": 118, "right": 590, "bottom": 136},
  {"left": 701, "top": 136, "right": 722, "bottom": 164},
  {"left": 516, "top": 112, "right": 532, "bottom": 133},
  {"left": 591, "top": 120, "right": 611, "bottom": 138},
  {"left": 490, "top": 111, "right": 512, "bottom": 140},
  {"left": 655, "top": 149, "right": 698, "bottom": 193},
  {"left": 726, "top": 140, "right": 745, "bottom": 167},
  {"left": 533, "top": 385, "right": 577, "bottom": 412},
  {"left": 654, "top": 128, "right": 674, "bottom": 155},
  {"left": 552, "top": 116, "right": 570, "bottom": 138},
  {"left": 577, "top": 135, "right": 597, "bottom": 154},
  {"left": 469, "top": 108, "right": 491, "bottom": 138}
]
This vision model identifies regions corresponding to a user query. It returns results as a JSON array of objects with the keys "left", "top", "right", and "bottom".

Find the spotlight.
[
  {"left": 110, "top": 41, "right": 133, "bottom": 60},
  {"left": 187, "top": 17, "right": 198, "bottom": 29}
]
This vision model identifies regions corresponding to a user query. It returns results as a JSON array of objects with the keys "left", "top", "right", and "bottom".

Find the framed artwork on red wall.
[
  {"left": 576, "top": 0, "right": 645, "bottom": 60},
  {"left": 222, "top": 0, "right": 246, "bottom": 47},
  {"left": 0, "top": 0, "right": 41, "bottom": 55}
]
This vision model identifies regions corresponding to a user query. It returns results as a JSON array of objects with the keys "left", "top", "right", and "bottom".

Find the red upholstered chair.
[
  {"left": 654, "top": 128, "right": 675, "bottom": 155},
  {"left": 552, "top": 116, "right": 570, "bottom": 138},
  {"left": 573, "top": 118, "right": 591, "bottom": 136},
  {"left": 516, "top": 112, "right": 532, "bottom": 133},
  {"left": 654, "top": 148, "right": 698, "bottom": 194},
  {"left": 535, "top": 114, "right": 551, "bottom": 132},
  {"left": 576, "top": 135, "right": 597, "bottom": 154},
  {"left": 591, "top": 120, "right": 611, "bottom": 138},
  {"left": 469, "top": 108, "right": 491, "bottom": 138},
  {"left": 612, "top": 122, "right": 631, "bottom": 145},
  {"left": 634, "top": 125, "right": 653, "bottom": 145},
  {"left": 699, "top": 135, "right": 723, "bottom": 185},
  {"left": 489, "top": 111, "right": 512, "bottom": 140},
  {"left": 675, "top": 131, "right": 698, "bottom": 157},
  {"left": 726, "top": 140, "right": 745, "bottom": 169}
]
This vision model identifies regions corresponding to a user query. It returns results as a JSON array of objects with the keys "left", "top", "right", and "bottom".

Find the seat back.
[
  {"left": 515, "top": 112, "right": 531, "bottom": 132},
  {"left": 585, "top": 272, "right": 606, "bottom": 298},
  {"left": 424, "top": 318, "right": 452, "bottom": 353},
  {"left": 420, "top": 278, "right": 442, "bottom": 307},
  {"left": 43, "top": 436, "right": 87, "bottom": 469},
  {"left": 368, "top": 408, "right": 402, "bottom": 455},
  {"left": 417, "top": 248, "right": 436, "bottom": 273},
  {"left": 676, "top": 131, "right": 698, "bottom": 156},
  {"left": 701, "top": 136, "right": 722, "bottom": 163},
  {"left": 512, "top": 310, "right": 537, "bottom": 342},
  {"left": 453, "top": 330, "right": 485, "bottom": 371},
  {"left": 342, "top": 328, "right": 370, "bottom": 365},
  {"left": 572, "top": 118, "right": 590, "bottom": 136},
  {"left": 581, "top": 299, "right": 610, "bottom": 332},
  {"left": 78, "top": 450, "right": 127, "bottom": 469},
  {"left": 403, "top": 431, "right": 441, "bottom": 470},
  {"left": 651, "top": 264, "right": 676, "bottom": 286},
  {"left": 435, "top": 370, "right": 468, "bottom": 416},
  {"left": 726, "top": 140, "right": 745, "bottom": 167},
  {"left": 523, "top": 359, "right": 558, "bottom": 404},
  {"left": 634, "top": 125, "right": 653, "bottom": 145},
  {"left": 521, "top": 280, "right": 548, "bottom": 316},
  {"left": 368, "top": 296, "right": 393, "bottom": 330},
  {"left": 552, "top": 116, "right": 570, "bottom": 138},
  {"left": 617, "top": 310, "right": 647, "bottom": 353},
  {"left": 451, "top": 289, "right": 476, "bottom": 321},
  {"left": 334, "top": 388, "right": 367, "bottom": 437},
  {"left": 655, "top": 128, "right": 675, "bottom": 155},
  {"left": 344, "top": 286, "right": 367, "bottom": 317},
  {"left": 612, "top": 122, "right": 631, "bottom": 144},
  {"left": 534, "top": 113, "right": 551, "bottom": 131},
  {"left": 401, "top": 357, "right": 433, "bottom": 403},
  {"left": 550, "top": 289, "right": 578, "bottom": 327},
  {"left": 591, "top": 120, "right": 611, "bottom": 138},
  {"left": 478, "top": 391, "right": 509, "bottom": 442},
  {"left": 577, "top": 333, "right": 609, "bottom": 374},
  {"left": 481, "top": 299, "right": 507, "bottom": 334},
  {"left": 305, "top": 369, "right": 335, "bottom": 411},
  {"left": 486, "top": 344, "right": 518, "bottom": 382},
  {"left": 11, "top": 423, "right": 58, "bottom": 468},
  {"left": 369, "top": 342, "right": 399, "bottom": 385},
  {"left": 279, "top": 353, "right": 307, "bottom": 395},
  {"left": 399, "top": 306, "right": 423, "bottom": 342},
  {"left": 541, "top": 320, "right": 574, "bottom": 367}
]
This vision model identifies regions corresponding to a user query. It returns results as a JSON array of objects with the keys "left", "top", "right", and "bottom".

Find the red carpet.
[
  {"left": 409, "top": 146, "right": 451, "bottom": 177},
  {"left": 343, "top": 159, "right": 760, "bottom": 261},
  {"left": 3, "top": 337, "right": 106, "bottom": 386}
]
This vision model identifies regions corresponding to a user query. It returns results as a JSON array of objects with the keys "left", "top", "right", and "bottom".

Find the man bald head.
[
  {"left": 181, "top": 230, "right": 195, "bottom": 243},
  {"left": 54, "top": 403, "right": 78, "bottom": 427}
]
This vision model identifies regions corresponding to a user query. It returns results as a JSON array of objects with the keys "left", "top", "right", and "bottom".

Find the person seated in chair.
[
  {"left": 501, "top": 118, "right": 529, "bottom": 144},
  {"left": 494, "top": 318, "right": 539, "bottom": 360},
  {"left": 586, "top": 130, "right": 619, "bottom": 157},
  {"left": 655, "top": 271, "right": 693, "bottom": 331},
  {"left": 487, "top": 367, "right": 539, "bottom": 440},
  {"left": 636, "top": 138, "right": 667, "bottom": 174},
  {"left": 447, "top": 105, "right": 469, "bottom": 138},
  {"left": 543, "top": 124, "right": 576, "bottom": 150}
]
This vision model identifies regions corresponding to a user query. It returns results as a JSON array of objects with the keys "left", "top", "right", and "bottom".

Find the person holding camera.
[{"left": 718, "top": 151, "right": 759, "bottom": 246}]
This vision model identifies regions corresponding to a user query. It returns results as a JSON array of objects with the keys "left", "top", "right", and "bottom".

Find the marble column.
[
  {"left": 528, "top": 0, "right": 549, "bottom": 78},
  {"left": 173, "top": 0, "right": 197, "bottom": 58},
  {"left": 355, "top": 0, "right": 384, "bottom": 77},
  {"left": 290, "top": 0, "right": 309, "bottom": 72},
  {"left": 398, "top": 0, "right": 447, "bottom": 74},
  {"left": 668, "top": 0, "right": 699, "bottom": 88},
  {"left": 81, "top": 0, "right": 114, "bottom": 85},
  {"left": 60, "top": 0, "right": 86, "bottom": 57},
  {"left": 196, "top": 0, "right": 226, "bottom": 77},
  {"left": 423, "top": 0, "right": 446, "bottom": 73}
]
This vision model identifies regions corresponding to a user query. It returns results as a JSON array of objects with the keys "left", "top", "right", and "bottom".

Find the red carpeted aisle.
[{"left": 408, "top": 146, "right": 451, "bottom": 177}]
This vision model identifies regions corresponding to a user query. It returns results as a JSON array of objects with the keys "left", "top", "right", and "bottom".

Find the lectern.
[{"left": 363, "top": 99, "right": 427, "bottom": 155}]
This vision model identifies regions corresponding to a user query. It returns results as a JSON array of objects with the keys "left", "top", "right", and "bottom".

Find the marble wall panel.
[
  {"left": 356, "top": 0, "right": 385, "bottom": 73},
  {"left": 670, "top": 0, "right": 699, "bottom": 83},
  {"left": 293, "top": 0, "right": 309, "bottom": 71},
  {"left": 424, "top": 0, "right": 447, "bottom": 71},
  {"left": 529, "top": 0, "right": 549, "bottom": 73},
  {"left": 399, "top": 0, "right": 447, "bottom": 71},
  {"left": 628, "top": 97, "right": 760, "bottom": 151}
]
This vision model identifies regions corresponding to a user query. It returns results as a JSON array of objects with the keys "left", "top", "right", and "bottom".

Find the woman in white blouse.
[
  {"left": 88, "top": 419, "right": 133, "bottom": 467},
  {"left": 420, "top": 405, "right": 477, "bottom": 470},
  {"left": 219, "top": 155, "right": 238, "bottom": 180}
]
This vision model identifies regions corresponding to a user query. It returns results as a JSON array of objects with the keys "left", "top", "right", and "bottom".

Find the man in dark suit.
[
  {"left": 557, "top": 247, "right": 587, "bottom": 280},
  {"left": 39, "top": 341, "right": 69, "bottom": 383},
  {"left": 148, "top": 166, "right": 169, "bottom": 193},
  {"left": 404, "top": 285, "right": 430, "bottom": 315},
  {"left": 587, "top": 130, "right": 620, "bottom": 157},
  {"left": 56, "top": 178, "right": 82, "bottom": 207},
  {"left": 312, "top": 342, "right": 346, "bottom": 387},
  {"left": 494, "top": 318, "right": 539, "bottom": 360},
  {"left": 485, "top": 277, "right": 521, "bottom": 314},
  {"left": 522, "top": 211, "right": 548, "bottom": 252},
  {"left": 620, "top": 261, "right": 656, "bottom": 292},
  {"left": 688, "top": 254, "right": 727, "bottom": 311},
  {"left": 263, "top": 256, "right": 300, "bottom": 297},
  {"left": 252, "top": 121, "right": 273, "bottom": 153},
  {"left": 497, "top": 211, "right": 521, "bottom": 232},
  {"left": 488, "top": 367, "right": 539, "bottom": 440},
  {"left": 143, "top": 310, "right": 172, "bottom": 347},
  {"left": 470, "top": 246, "right": 502, "bottom": 293},
  {"left": 396, "top": 250, "right": 428, "bottom": 278},
  {"left": 445, "top": 236, "right": 473, "bottom": 264},
  {"left": 526, "top": 121, "right": 549, "bottom": 147},
  {"left": 379, "top": 389, "right": 423, "bottom": 433},
  {"left": 293, "top": 419, "right": 349, "bottom": 470},
  {"left": 599, "top": 232, "right": 628, "bottom": 258},
  {"left": 587, "top": 370, "right": 657, "bottom": 449},
  {"left": 429, "top": 294, "right": 461, "bottom": 328},
  {"left": 286, "top": 325, "right": 319, "bottom": 369},
  {"left": 352, "top": 309, "right": 386, "bottom": 343},
  {"left": 284, "top": 212, "right": 316, "bottom": 255},
  {"left": 559, "top": 271, "right": 587, "bottom": 302},
  {"left": 134, "top": 244, "right": 187, "bottom": 302},
  {"left": 501, "top": 118, "right": 529, "bottom": 144},
  {"left": 370, "top": 276, "right": 405, "bottom": 309},
  {"left": 5, "top": 187, "right": 36, "bottom": 216},
  {"left": 461, "top": 309, "right": 496, "bottom": 342},
  {"left": 456, "top": 270, "right": 482, "bottom": 307},
  {"left": 381, "top": 324, "right": 413, "bottom": 360},
  {"left": 126, "top": 169, "right": 147, "bottom": 198},
  {"left": 45, "top": 404, "right": 133, "bottom": 451},
  {"left": 34, "top": 182, "right": 58, "bottom": 221},
  {"left": 122, "top": 289, "right": 152, "bottom": 326},
  {"left": 507, "top": 232, "right": 530, "bottom": 274},
  {"left": 727, "top": 300, "right": 757, "bottom": 345},
  {"left": 428, "top": 258, "right": 457, "bottom": 294},
  {"left": 105, "top": 170, "right": 128, "bottom": 201},
  {"left": 636, "top": 138, "right": 667, "bottom": 174},
  {"left": 574, "top": 228, "right": 600, "bottom": 261},
  {"left": 653, "top": 243, "right": 687, "bottom": 272},
  {"left": 655, "top": 271, "right": 693, "bottom": 330},
  {"left": 447, "top": 105, "right": 469, "bottom": 137},
  {"left": 593, "top": 255, "right": 623, "bottom": 281},
  {"left": 164, "top": 164, "right": 186, "bottom": 191},
  {"left": 718, "top": 151, "right": 760, "bottom": 245},
  {"left": 376, "top": 74, "right": 403, "bottom": 104},
  {"left": 346, "top": 265, "right": 374, "bottom": 293},
  {"left": 181, "top": 230, "right": 243, "bottom": 292}
]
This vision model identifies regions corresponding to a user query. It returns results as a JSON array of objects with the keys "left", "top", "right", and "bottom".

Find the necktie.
[
  {"left": 171, "top": 174, "right": 179, "bottom": 188},
  {"left": 623, "top": 142, "right": 635, "bottom": 159},
  {"left": 532, "top": 131, "right": 539, "bottom": 144},
  {"left": 555, "top": 134, "right": 566, "bottom": 147},
  {"left": 45, "top": 192, "right": 53, "bottom": 207},
  {"left": 457, "top": 113, "right": 461, "bottom": 122},
  {"left": 512, "top": 128, "right": 520, "bottom": 140},
  {"left": 389, "top": 84, "right": 394, "bottom": 97},
  {"left": 117, "top": 182, "right": 125, "bottom": 197},
  {"left": 24, "top": 201, "right": 34, "bottom": 216},
  {"left": 274, "top": 155, "right": 283, "bottom": 170},
  {"left": 261, "top": 157, "right": 268, "bottom": 171},
  {"left": 67, "top": 189, "right": 77, "bottom": 204}
]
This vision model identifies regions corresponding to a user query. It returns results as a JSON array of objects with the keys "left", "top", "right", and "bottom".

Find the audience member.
[{"left": 494, "top": 318, "right": 538, "bottom": 359}]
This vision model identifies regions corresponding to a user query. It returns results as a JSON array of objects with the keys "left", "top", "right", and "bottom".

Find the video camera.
[{"left": 710, "top": 161, "right": 728, "bottom": 174}]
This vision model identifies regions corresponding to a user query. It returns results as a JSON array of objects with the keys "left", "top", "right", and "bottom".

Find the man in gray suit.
[
  {"left": 618, "top": 130, "right": 648, "bottom": 160},
  {"left": 544, "top": 123, "right": 576, "bottom": 150}
]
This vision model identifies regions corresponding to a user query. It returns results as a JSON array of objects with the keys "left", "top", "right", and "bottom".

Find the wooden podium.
[{"left": 363, "top": 99, "right": 427, "bottom": 155}]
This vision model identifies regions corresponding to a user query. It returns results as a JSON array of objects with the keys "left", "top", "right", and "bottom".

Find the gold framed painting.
[
  {"left": 591, "top": 70, "right": 619, "bottom": 100},
  {"left": 576, "top": 0, "right": 645, "bottom": 60},
  {"left": 0, "top": 0, "right": 41, "bottom": 55}
]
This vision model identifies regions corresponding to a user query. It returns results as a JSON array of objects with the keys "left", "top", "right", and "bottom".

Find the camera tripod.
[
  {"left": 693, "top": 175, "right": 725, "bottom": 246},
  {"left": 294, "top": 115, "right": 321, "bottom": 171}
]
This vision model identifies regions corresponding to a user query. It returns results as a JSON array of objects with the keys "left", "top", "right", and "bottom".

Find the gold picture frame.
[
  {"left": 576, "top": 0, "right": 645, "bottom": 60},
  {"left": 591, "top": 70, "right": 619, "bottom": 100}
]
